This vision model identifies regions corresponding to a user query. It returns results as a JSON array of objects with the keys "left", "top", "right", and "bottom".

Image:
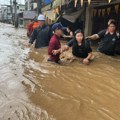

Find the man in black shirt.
[
  {"left": 28, "top": 14, "right": 52, "bottom": 48},
  {"left": 86, "top": 19, "right": 120, "bottom": 56}
]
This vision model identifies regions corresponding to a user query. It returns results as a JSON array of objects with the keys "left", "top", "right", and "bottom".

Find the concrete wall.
[{"left": 0, "top": 6, "right": 12, "bottom": 23}]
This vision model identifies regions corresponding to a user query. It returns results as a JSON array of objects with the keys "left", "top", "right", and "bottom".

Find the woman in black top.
[
  {"left": 53, "top": 29, "right": 94, "bottom": 65},
  {"left": 63, "top": 26, "right": 73, "bottom": 42}
]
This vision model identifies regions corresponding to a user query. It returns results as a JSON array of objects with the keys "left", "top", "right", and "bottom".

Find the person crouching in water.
[
  {"left": 52, "top": 29, "right": 94, "bottom": 65},
  {"left": 48, "top": 23, "right": 64, "bottom": 63}
]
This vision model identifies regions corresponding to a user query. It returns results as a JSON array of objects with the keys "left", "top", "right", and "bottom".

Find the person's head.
[
  {"left": 28, "top": 19, "right": 33, "bottom": 23},
  {"left": 107, "top": 19, "right": 116, "bottom": 33},
  {"left": 37, "top": 14, "right": 45, "bottom": 27},
  {"left": 74, "top": 29, "right": 84, "bottom": 42},
  {"left": 66, "top": 26, "right": 72, "bottom": 32},
  {"left": 33, "top": 17, "right": 38, "bottom": 22},
  {"left": 52, "top": 23, "right": 64, "bottom": 37}
]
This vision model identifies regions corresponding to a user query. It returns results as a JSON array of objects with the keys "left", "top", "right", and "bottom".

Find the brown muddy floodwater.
[{"left": 0, "top": 23, "right": 120, "bottom": 120}]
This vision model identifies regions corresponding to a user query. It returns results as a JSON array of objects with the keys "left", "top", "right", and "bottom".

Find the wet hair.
[
  {"left": 74, "top": 29, "right": 84, "bottom": 36},
  {"left": 108, "top": 19, "right": 116, "bottom": 26},
  {"left": 74, "top": 29, "right": 84, "bottom": 42},
  {"left": 67, "top": 26, "right": 72, "bottom": 31}
]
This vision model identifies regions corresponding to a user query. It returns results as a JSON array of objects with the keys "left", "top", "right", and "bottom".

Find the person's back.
[{"left": 33, "top": 25, "right": 51, "bottom": 48}]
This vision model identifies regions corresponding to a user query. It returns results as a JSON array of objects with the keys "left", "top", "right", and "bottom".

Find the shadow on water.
[{"left": 0, "top": 23, "right": 120, "bottom": 120}]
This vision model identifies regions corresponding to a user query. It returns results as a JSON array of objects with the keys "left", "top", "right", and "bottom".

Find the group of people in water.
[{"left": 27, "top": 14, "right": 120, "bottom": 65}]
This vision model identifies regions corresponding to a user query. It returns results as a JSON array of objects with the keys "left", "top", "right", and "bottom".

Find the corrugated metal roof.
[
  {"left": 62, "top": 7, "right": 84, "bottom": 23},
  {"left": 23, "top": 11, "right": 37, "bottom": 19}
]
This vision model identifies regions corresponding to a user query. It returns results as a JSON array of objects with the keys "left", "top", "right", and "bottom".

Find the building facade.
[
  {"left": 25, "top": 0, "right": 37, "bottom": 11},
  {"left": 0, "top": 5, "right": 12, "bottom": 23}
]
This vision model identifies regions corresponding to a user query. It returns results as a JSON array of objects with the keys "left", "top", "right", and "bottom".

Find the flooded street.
[{"left": 0, "top": 23, "right": 120, "bottom": 120}]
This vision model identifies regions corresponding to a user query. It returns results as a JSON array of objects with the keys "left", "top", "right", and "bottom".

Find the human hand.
[
  {"left": 85, "top": 36, "right": 91, "bottom": 40},
  {"left": 60, "top": 47, "right": 65, "bottom": 53},
  {"left": 52, "top": 50, "right": 60, "bottom": 55},
  {"left": 83, "top": 58, "right": 89, "bottom": 65},
  {"left": 27, "top": 43, "right": 32, "bottom": 47},
  {"left": 62, "top": 34, "right": 67, "bottom": 37}
]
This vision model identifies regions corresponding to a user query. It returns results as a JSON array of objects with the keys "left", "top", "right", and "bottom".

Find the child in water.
[{"left": 52, "top": 29, "right": 94, "bottom": 65}]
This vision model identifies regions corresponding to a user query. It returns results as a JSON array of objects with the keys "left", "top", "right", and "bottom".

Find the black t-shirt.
[
  {"left": 29, "top": 25, "right": 53, "bottom": 48},
  {"left": 67, "top": 39, "right": 92, "bottom": 58},
  {"left": 97, "top": 30, "right": 120, "bottom": 55}
]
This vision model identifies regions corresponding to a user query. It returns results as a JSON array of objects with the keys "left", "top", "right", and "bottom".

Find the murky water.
[{"left": 0, "top": 23, "right": 120, "bottom": 120}]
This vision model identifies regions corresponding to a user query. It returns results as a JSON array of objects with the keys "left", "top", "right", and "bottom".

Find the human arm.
[
  {"left": 86, "top": 30, "right": 106, "bottom": 40},
  {"left": 70, "top": 31, "right": 73, "bottom": 36},
  {"left": 28, "top": 29, "right": 37, "bottom": 46},
  {"left": 86, "top": 34, "right": 99, "bottom": 40},
  {"left": 63, "top": 31, "right": 73, "bottom": 38},
  {"left": 83, "top": 40, "right": 93, "bottom": 64},
  {"left": 52, "top": 37, "right": 74, "bottom": 55},
  {"left": 83, "top": 52, "right": 92, "bottom": 64},
  {"left": 52, "top": 45, "right": 69, "bottom": 55},
  {"left": 52, "top": 39, "right": 74, "bottom": 55}
]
